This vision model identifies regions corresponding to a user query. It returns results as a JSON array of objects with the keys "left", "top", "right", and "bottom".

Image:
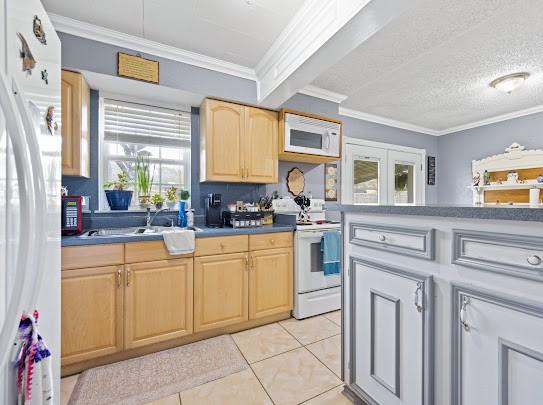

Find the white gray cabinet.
[
  {"left": 348, "top": 257, "right": 433, "bottom": 405},
  {"left": 452, "top": 284, "right": 543, "bottom": 405}
]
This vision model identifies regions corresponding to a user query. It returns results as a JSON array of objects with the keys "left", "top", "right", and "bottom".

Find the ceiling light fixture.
[{"left": 490, "top": 72, "right": 530, "bottom": 94}]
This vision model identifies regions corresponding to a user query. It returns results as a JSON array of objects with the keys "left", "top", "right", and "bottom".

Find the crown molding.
[
  {"left": 438, "top": 104, "right": 543, "bottom": 135},
  {"left": 49, "top": 13, "right": 257, "bottom": 81},
  {"left": 298, "top": 85, "right": 348, "bottom": 103},
  {"left": 338, "top": 106, "right": 441, "bottom": 136}
]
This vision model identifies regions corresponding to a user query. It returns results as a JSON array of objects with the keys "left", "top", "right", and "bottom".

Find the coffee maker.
[{"left": 205, "top": 193, "right": 222, "bottom": 227}]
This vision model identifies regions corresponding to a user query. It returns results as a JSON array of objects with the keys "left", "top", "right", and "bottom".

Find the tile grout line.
[
  {"left": 277, "top": 319, "right": 341, "bottom": 347},
  {"left": 231, "top": 329, "right": 277, "bottom": 405},
  {"left": 297, "top": 382, "right": 345, "bottom": 404}
]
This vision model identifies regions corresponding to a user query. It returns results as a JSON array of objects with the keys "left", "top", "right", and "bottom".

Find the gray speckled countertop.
[
  {"left": 62, "top": 224, "right": 295, "bottom": 247},
  {"left": 335, "top": 204, "right": 543, "bottom": 222}
]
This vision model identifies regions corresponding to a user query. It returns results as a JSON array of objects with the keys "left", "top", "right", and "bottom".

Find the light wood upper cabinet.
[
  {"left": 244, "top": 106, "right": 278, "bottom": 183},
  {"left": 61, "top": 266, "right": 124, "bottom": 365},
  {"left": 249, "top": 247, "right": 293, "bottom": 320},
  {"left": 194, "top": 252, "right": 249, "bottom": 332},
  {"left": 200, "top": 99, "right": 244, "bottom": 182},
  {"left": 200, "top": 98, "right": 278, "bottom": 183},
  {"left": 124, "top": 259, "right": 193, "bottom": 349},
  {"left": 61, "top": 70, "right": 90, "bottom": 178}
]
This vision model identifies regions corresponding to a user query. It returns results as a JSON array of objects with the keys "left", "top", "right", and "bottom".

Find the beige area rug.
[{"left": 69, "top": 335, "right": 248, "bottom": 405}]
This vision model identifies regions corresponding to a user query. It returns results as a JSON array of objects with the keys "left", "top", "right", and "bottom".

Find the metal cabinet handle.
[
  {"left": 117, "top": 268, "right": 122, "bottom": 288},
  {"left": 126, "top": 267, "right": 131, "bottom": 287},
  {"left": 527, "top": 255, "right": 542, "bottom": 266},
  {"left": 413, "top": 282, "right": 423, "bottom": 312},
  {"left": 460, "top": 297, "right": 470, "bottom": 331},
  {"left": 378, "top": 234, "right": 386, "bottom": 242},
  {"left": 245, "top": 256, "right": 249, "bottom": 272},
  {"left": 270, "top": 239, "right": 275, "bottom": 245}
]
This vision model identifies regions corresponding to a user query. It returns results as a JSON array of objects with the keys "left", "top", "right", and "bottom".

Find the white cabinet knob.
[
  {"left": 378, "top": 235, "right": 386, "bottom": 242},
  {"left": 527, "top": 255, "right": 542, "bottom": 266}
]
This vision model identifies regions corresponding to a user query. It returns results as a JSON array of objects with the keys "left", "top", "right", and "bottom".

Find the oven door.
[{"left": 295, "top": 229, "right": 341, "bottom": 293}]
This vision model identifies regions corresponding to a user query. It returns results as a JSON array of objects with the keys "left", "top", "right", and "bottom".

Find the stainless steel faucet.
[{"left": 146, "top": 207, "right": 169, "bottom": 227}]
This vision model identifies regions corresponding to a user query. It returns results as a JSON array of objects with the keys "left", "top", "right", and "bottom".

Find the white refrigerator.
[{"left": 0, "top": 0, "right": 61, "bottom": 403}]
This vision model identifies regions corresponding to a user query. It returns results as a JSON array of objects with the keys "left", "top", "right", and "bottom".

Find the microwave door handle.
[{"left": 324, "top": 131, "right": 331, "bottom": 150}]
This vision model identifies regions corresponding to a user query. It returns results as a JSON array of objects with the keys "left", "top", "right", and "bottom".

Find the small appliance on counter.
[
  {"left": 205, "top": 193, "right": 222, "bottom": 227},
  {"left": 61, "top": 195, "right": 83, "bottom": 235},
  {"left": 223, "top": 211, "right": 263, "bottom": 228}
]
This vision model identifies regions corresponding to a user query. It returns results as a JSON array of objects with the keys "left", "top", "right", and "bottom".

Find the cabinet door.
[
  {"left": 453, "top": 285, "right": 543, "bottom": 405},
  {"left": 61, "top": 70, "right": 90, "bottom": 177},
  {"left": 61, "top": 266, "right": 123, "bottom": 365},
  {"left": 249, "top": 248, "right": 293, "bottom": 319},
  {"left": 244, "top": 106, "right": 278, "bottom": 183},
  {"left": 194, "top": 253, "right": 248, "bottom": 332},
  {"left": 201, "top": 99, "right": 243, "bottom": 182},
  {"left": 124, "top": 259, "right": 193, "bottom": 349},
  {"left": 349, "top": 257, "right": 433, "bottom": 405}
]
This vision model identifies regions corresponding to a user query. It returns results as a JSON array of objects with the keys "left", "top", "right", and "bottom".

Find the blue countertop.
[{"left": 61, "top": 224, "right": 295, "bottom": 247}]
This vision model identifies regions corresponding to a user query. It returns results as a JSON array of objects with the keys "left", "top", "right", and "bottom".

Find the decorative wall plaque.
[
  {"left": 427, "top": 156, "right": 436, "bottom": 185},
  {"left": 117, "top": 52, "right": 159, "bottom": 84},
  {"left": 325, "top": 162, "right": 338, "bottom": 201},
  {"left": 287, "top": 167, "right": 305, "bottom": 196}
]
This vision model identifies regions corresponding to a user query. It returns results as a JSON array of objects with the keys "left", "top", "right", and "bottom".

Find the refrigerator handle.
[{"left": 0, "top": 74, "right": 47, "bottom": 370}]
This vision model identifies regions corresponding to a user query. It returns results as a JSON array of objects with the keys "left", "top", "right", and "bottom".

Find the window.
[{"left": 100, "top": 99, "right": 191, "bottom": 210}]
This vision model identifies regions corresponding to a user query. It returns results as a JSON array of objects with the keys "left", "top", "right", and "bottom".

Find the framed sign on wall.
[
  {"left": 427, "top": 156, "right": 436, "bottom": 185},
  {"left": 117, "top": 52, "right": 159, "bottom": 84}
]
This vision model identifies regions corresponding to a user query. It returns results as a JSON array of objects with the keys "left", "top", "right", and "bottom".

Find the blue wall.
[
  {"left": 60, "top": 32, "right": 441, "bottom": 216},
  {"left": 438, "top": 112, "right": 543, "bottom": 204}
]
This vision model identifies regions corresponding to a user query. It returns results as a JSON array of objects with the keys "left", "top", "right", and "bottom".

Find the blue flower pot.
[{"left": 105, "top": 190, "right": 133, "bottom": 210}]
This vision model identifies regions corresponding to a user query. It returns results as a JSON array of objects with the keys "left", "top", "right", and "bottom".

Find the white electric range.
[{"left": 273, "top": 198, "right": 341, "bottom": 319}]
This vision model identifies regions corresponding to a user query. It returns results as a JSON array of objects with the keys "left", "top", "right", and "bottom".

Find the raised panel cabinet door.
[
  {"left": 350, "top": 258, "right": 433, "bottom": 405},
  {"left": 453, "top": 286, "right": 543, "bottom": 405},
  {"left": 194, "top": 253, "right": 249, "bottom": 332},
  {"left": 201, "top": 99, "right": 243, "bottom": 182},
  {"left": 244, "top": 106, "right": 278, "bottom": 183},
  {"left": 124, "top": 259, "right": 193, "bottom": 349},
  {"left": 61, "top": 70, "right": 90, "bottom": 177},
  {"left": 249, "top": 248, "right": 293, "bottom": 319},
  {"left": 61, "top": 266, "right": 124, "bottom": 365}
]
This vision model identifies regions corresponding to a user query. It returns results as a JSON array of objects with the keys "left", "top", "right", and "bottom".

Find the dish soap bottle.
[{"left": 178, "top": 201, "right": 187, "bottom": 227}]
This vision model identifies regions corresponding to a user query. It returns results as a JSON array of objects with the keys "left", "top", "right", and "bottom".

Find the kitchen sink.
[{"left": 79, "top": 226, "right": 202, "bottom": 238}]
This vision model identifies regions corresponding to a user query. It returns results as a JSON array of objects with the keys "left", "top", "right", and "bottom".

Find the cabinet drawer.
[
  {"left": 350, "top": 223, "right": 435, "bottom": 260},
  {"left": 249, "top": 232, "right": 293, "bottom": 251},
  {"left": 62, "top": 244, "right": 124, "bottom": 270},
  {"left": 125, "top": 240, "right": 193, "bottom": 263},
  {"left": 195, "top": 235, "right": 248, "bottom": 257},
  {"left": 452, "top": 230, "right": 543, "bottom": 281}
]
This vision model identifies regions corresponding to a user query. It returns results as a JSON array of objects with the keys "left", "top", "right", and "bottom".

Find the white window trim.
[
  {"left": 341, "top": 136, "right": 426, "bottom": 205},
  {"left": 98, "top": 95, "right": 191, "bottom": 211}
]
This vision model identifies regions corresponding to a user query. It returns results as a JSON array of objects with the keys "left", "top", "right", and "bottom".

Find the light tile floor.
[{"left": 61, "top": 310, "right": 349, "bottom": 405}]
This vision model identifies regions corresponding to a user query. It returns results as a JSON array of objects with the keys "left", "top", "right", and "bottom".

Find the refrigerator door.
[{"left": 3, "top": 0, "right": 61, "bottom": 402}]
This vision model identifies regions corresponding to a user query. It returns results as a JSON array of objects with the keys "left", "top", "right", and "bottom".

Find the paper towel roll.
[{"left": 530, "top": 188, "right": 541, "bottom": 207}]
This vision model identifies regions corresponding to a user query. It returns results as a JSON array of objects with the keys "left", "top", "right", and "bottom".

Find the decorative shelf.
[{"left": 474, "top": 183, "right": 543, "bottom": 191}]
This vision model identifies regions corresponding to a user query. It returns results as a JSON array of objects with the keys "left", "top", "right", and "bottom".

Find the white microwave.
[{"left": 283, "top": 112, "right": 341, "bottom": 158}]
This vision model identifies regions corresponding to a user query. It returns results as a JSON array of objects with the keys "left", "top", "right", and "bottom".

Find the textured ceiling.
[
  {"left": 312, "top": 0, "right": 543, "bottom": 131},
  {"left": 41, "top": 0, "right": 306, "bottom": 67}
]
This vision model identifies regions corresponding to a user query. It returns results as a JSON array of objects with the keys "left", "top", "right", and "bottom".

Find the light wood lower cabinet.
[
  {"left": 124, "top": 259, "right": 193, "bottom": 349},
  {"left": 194, "top": 253, "right": 249, "bottom": 332},
  {"left": 249, "top": 247, "right": 293, "bottom": 319},
  {"left": 61, "top": 266, "right": 124, "bottom": 365}
]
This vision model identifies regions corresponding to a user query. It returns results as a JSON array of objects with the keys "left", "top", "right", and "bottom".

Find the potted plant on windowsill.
[
  {"left": 165, "top": 186, "right": 178, "bottom": 210},
  {"left": 104, "top": 171, "right": 132, "bottom": 210},
  {"left": 136, "top": 154, "right": 154, "bottom": 208},
  {"left": 151, "top": 193, "right": 165, "bottom": 210}
]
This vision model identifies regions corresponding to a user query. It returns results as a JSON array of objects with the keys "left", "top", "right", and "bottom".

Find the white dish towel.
[{"left": 162, "top": 229, "right": 195, "bottom": 255}]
